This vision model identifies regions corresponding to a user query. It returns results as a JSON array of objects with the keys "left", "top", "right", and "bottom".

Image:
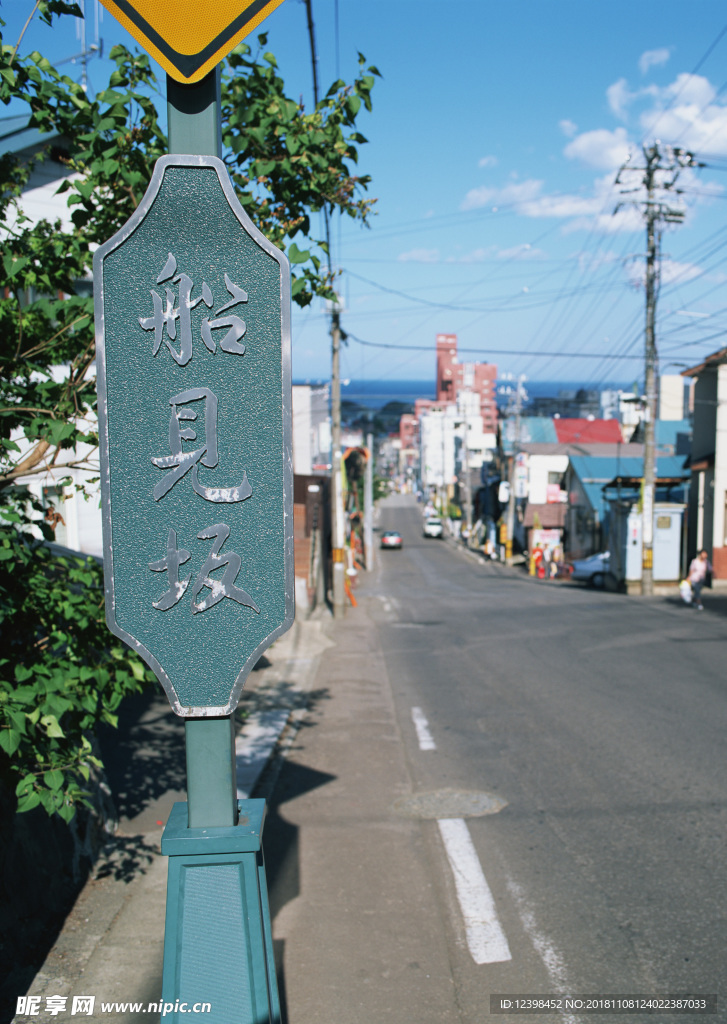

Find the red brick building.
[
  {"left": 435, "top": 333, "right": 498, "bottom": 434},
  {"left": 399, "top": 413, "right": 418, "bottom": 449}
]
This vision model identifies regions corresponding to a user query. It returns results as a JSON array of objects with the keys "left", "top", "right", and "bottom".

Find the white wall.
[
  {"left": 714, "top": 365, "right": 727, "bottom": 549},
  {"left": 292, "top": 385, "right": 313, "bottom": 475},
  {"left": 659, "top": 375, "right": 685, "bottom": 421},
  {"left": 527, "top": 454, "right": 569, "bottom": 505}
]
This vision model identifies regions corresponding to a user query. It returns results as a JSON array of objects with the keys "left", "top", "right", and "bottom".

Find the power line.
[{"left": 344, "top": 332, "right": 643, "bottom": 361}]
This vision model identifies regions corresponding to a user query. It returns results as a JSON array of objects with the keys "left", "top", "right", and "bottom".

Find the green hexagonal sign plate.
[{"left": 94, "top": 155, "right": 294, "bottom": 716}]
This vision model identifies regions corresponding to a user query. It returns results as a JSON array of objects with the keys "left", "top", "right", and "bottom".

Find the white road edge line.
[
  {"left": 438, "top": 817, "right": 512, "bottom": 965},
  {"left": 411, "top": 706, "right": 437, "bottom": 750},
  {"left": 505, "top": 876, "right": 579, "bottom": 1022}
]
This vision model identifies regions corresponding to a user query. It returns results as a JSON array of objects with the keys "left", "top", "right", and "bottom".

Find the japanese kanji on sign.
[{"left": 94, "top": 154, "right": 294, "bottom": 717}]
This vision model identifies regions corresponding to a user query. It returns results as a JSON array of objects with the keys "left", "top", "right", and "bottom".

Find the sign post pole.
[
  {"left": 166, "top": 70, "right": 238, "bottom": 831},
  {"left": 93, "top": 7, "right": 294, "bottom": 1018}
]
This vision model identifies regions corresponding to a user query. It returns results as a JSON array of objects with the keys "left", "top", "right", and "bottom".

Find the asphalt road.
[{"left": 367, "top": 493, "right": 726, "bottom": 1023}]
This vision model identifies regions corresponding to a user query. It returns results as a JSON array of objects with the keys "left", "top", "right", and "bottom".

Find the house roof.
[
  {"left": 0, "top": 114, "right": 63, "bottom": 161},
  {"left": 553, "top": 418, "right": 623, "bottom": 444},
  {"left": 501, "top": 417, "right": 557, "bottom": 453},
  {"left": 518, "top": 418, "right": 558, "bottom": 444},
  {"left": 569, "top": 454, "right": 690, "bottom": 514},
  {"left": 519, "top": 442, "right": 644, "bottom": 458},
  {"left": 682, "top": 348, "right": 727, "bottom": 378}
]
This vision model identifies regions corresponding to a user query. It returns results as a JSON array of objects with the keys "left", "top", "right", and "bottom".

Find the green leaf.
[
  {"left": 287, "top": 242, "right": 310, "bottom": 264},
  {"left": 56, "top": 800, "right": 76, "bottom": 823},
  {"left": 40, "top": 714, "right": 65, "bottom": 738},
  {"left": 0, "top": 729, "right": 21, "bottom": 756},
  {"left": 130, "top": 659, "right": 146, "bottom": 681},
  {"left": 44, "top": 769, "right": 64, "bottom": 791},
  {"left": 15, "top": 774, "right": 37, "bottom": 797},
  {"left": 16, "top": 789, "right": 41, "bottom": 813}
]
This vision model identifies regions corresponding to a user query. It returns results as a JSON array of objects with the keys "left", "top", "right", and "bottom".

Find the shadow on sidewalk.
[
  {"left": 260, "top": 756, "right": 337, "bottom": 1024},
  {"left": 98, "top": 686, "right": 186, "bottom": 828}
]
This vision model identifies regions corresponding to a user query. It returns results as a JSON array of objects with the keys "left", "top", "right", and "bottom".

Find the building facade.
[
  {"left": 683, "top": 350, "right": 727, "bottom": 578},
  {"left": 435, "top": 333, "right": 498, "bottom": 435}
]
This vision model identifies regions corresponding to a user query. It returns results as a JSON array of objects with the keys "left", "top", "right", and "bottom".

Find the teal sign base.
[{"left": 161, "top": 800, "right": 280, "bottom": 1024}]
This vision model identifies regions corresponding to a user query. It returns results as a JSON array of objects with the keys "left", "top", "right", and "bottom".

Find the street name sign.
[
  {"left": 99, "top": 0, "right": 288, "bottom": 83},
  {"left": 94, "top": 155, "right": 294, "bottom": 717}
]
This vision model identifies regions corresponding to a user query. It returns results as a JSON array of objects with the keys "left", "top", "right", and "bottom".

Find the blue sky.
[{"left": 4, "top": 1, "right": 727, "bottom": 393}]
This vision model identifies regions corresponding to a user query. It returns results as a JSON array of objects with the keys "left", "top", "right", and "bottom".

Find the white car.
[
  {"left": 423, "top": 517, "right": 443, "bottom": 539},
  {"left": 569, "top": 551, "right": 609, "bottom": 588}
]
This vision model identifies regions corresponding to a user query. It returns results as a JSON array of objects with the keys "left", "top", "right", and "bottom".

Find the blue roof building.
[{"left": 564, "top": 454, "right": 689, "bottom": 559}]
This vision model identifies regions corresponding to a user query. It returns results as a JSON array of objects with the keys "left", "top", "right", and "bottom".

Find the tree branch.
[{"left": 0, "top": 450, "right": 99, "bottom": 487}]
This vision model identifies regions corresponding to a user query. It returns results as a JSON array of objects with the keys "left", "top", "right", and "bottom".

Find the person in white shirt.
[{"left": 688, "top": 549, "right": 711, "bottom": 611}]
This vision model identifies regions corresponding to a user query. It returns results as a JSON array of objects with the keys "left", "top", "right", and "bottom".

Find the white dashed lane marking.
[
  {"left": 438, "top": 817, "right": 512, "bottom": 965},
  {"left": 411, "top": 706, "right": 437, "bottom": 750},
  {"left": 410, "top": 708, "right": 511, "bottom": 964}
]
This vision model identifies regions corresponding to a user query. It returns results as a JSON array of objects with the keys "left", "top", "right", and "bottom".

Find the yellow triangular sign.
[{"left": 99, "top": 0, "right": 287, "bottom": 83}]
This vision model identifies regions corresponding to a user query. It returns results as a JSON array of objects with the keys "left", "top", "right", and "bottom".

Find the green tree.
[{"left": 0, "top": 2, "right": 378, "bottom": 821}]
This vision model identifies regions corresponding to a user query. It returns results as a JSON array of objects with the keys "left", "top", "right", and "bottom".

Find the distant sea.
[{"left": 293, "top": 378, "right": 633, "bottom": 412}]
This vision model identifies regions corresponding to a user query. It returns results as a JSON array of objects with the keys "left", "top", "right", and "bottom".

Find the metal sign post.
[{"left": 94, "top": 4, "right": 292, "bottom": 1019}]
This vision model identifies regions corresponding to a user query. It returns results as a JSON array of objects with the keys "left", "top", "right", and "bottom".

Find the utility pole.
[
  {"left": 364, "top": 431, "right": 374, "bottom": 570},
  {"left": 330, "top": 307, "right": 346, "bottom": 617},
  {"left": 303, "top": 0, "right": 346, "bottom": 616},
  {"left": 439, "top": 409, "right": 447, "bottom": 514},
  {"left": 616, "top": 143, "right": 699, "bottom": 595},
  {"left": 462, "top": 405, "right": 472, "bottom": 544},
  {"left": 505, "top": 376, "right": 525, "bottom": 564}
]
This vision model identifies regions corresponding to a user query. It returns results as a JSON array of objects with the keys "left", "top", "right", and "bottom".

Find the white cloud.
[
  {"left": 564, "top": 127, "right": 632, "bottom": 170},
  {"left": 665, "top": 72, "right": 715, "bottom": 106},
  {"left": 606, "top": 78, "right": 659, "bottom": 120},
  {"left": 521, "top": 193, "right": 601, "bottom": 218},
  {"left": 607, "top": 78, "right": 632, "bottom": 120},
  {"left": 478, "top": 155, "right": 498, "bottom": 168},
  {"left": 460, "top": 169, "right": 633, "bottom": 233},
  {"left": 497, "top": 243, "right": 546, "bottom": 260},
  {"left": 520, "top": 171, "right": 644, "bottom": 234},
  {"left": 447, "top": 248, "right": 489, "bottom": 264},
  {"left": 576, "top": 250, "right": 624, "bottom": 273},
  {"left": 627, "top": 257, "right": 702, "bottom": 289},
  {"left": 397, "top": 248, "right": 440, "bottom": 263},
  {"left": 458, "top": 68, "right": 726, "bottom": 239},
  {"left": 661, "top": 259, "right": 703, "bottom": 285},
  {"left": 443, "top": 244, "right": 546, "bottom": 263},
  {"left": 563, "top": 207, "right": 643, "bottom": 235},
  {"left": 460, "top": 178, "right": 543, "bottom": 211},
  {"left": 639, "top": 48, "right": 671, "bottom": 75},
  {"left": 639, "top": 77, "right": 727, "bottom": 155}
]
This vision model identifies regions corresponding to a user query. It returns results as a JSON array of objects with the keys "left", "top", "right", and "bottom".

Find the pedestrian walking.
[{"left": 687, "top": 549, "right": 711, "bottom": 611}]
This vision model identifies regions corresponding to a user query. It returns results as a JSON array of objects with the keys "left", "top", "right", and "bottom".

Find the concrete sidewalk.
[{"left": 17, "top": 579, "right": 463, "bottom": 1024}]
